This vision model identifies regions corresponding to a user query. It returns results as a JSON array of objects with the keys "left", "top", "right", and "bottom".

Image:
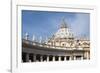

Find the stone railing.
[{"left": 22, "top": 39, "right": 89, "bottom": 50}]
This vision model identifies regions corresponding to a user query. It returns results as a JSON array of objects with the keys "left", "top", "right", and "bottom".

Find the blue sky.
[{"left": 22, "top": 10, "right": 90, "bottom": 40}]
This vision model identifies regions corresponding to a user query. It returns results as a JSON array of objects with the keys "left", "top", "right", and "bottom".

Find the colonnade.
[{"left": 22, "top": 52, "right": 85, "bottom": 62}]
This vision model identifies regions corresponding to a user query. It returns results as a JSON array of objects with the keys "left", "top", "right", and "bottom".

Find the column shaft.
[
  {"left": 69, "top": 56, "right": 72, "bottom": 60},
  {"left": 58, "top": 56, "right": 61, "bottom": 61},
  {"left": 33, "top": 54, "right": 36, "bottom": 62},
  {"left": 47, "top": 56, "right": 49, "bottom": 61},
  {"left": 53, "top": 56, "right": 55, "bottom": 61},
  {"left": 73, "top": 56, "right": 76, "bottom": 60},
  {"left": 64, "top": 56, "right": 66, "bottom": 61},
  {"left": 40, "top": 55, "right": 43, "bottom": 62},
  {"left": 87, "top": 52, "right": 90, "bottom": 59},
  {"left": 26, "top": 53, "right": 29, "bottom": 62}
]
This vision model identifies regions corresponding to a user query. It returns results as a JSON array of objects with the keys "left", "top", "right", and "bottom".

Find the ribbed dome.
[
  {"left": 54, "top": 28, "right": 73, "bottom": 39},
  {"left": 53, "top": 18, "right": 74, "bottom": 39}
]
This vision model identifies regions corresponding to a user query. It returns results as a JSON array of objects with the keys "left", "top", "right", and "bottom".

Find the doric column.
[
  {"left": 86, "top": 52, "right": 90, "bottom": 59},
  {"left": 53, "top": 56, "right": 55, "bottom": 61},
  {"left": 40, "top": 55, "right": 43, "bottom": 62},
  {"left": 26, "top": 53, "right": 29, "bottom": 62},
  {"left": 33, "top": 54, "right": 36, "bottom": 62},
  {"left": 84, "top": 51, "right": 90, "bottom": 60},
  {"left": 73, "top": 56, "right": 76, "bottom": 60},
  {"left": 58, "top": 56, "right": 61, "bottom": 61},
  {"left": 69, "top": 56, "right": 72, "bottom": 60},
  {"left": 81, "top": 56, "right": 83, "bottom": 60},
  {"left": 29, "top": 60, "right": 31, "bottom": 62},
  {"left": 47, "top": 55, "right": 49, "bottom": 61},
  {"left": 64, "top": 56, "right": 66, "bottom": 61}
]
